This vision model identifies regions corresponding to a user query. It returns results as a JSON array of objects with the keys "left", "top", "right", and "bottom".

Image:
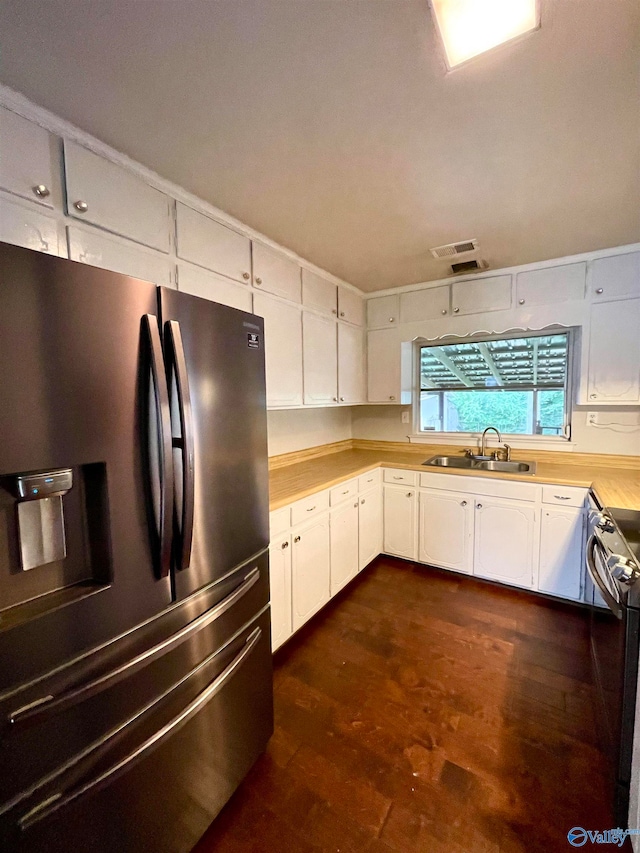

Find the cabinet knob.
[
  {"left": 242, "top": 272, "right": 250, "bottom": 280},
  {"left": 74, "top": 200, "right": 89, "bottom": 213},
  {"left": 340, "top": 311, "right": 345, "bottom": 317},
  {"left": 389, "top": 317, "right": 395, "bottom": 323},
  {"left": 461, "top": 500, "right": 467, "bottom": 507},
  {"left": 590, "top": 394, "right": 597, "bottom": 399},
  {"left": 519, "top": 299, "right": 525, "bottom": 305},
  {"left": 281, "top": 540, "right": 289, "bottom": 549},
  {"left": 340, "top": 396, "right": 345, "bottom": 402},
  {"left": 596, "top": 288, "right": 603, "bottom": 294},
  {"left": 453, "top": 307, "right": 460, "bottom": 313},
  {"left": 332, "top": 396, "right": 338, "bottom": 402},
  {"left": 332, "top": 308, "right": 337, "bottom": 315},
  {"left": 406, "top": 492, "right": 413, "bottom": 498},
  {"left": 476, "top": 503, "right": 483, "bottom": 509},
  {"left": 389, "top": 395, "right": 396, "bottom": 401},
  {"left": 294, "top": 535, "right": 301, "bottom": 543},
  {"left": 441, "top": 309, "right": 447, "bottom": 315},
  {"left": 354, "top": 502, "right": 359, "bottom": 508},
  {"left": 32, "top": 184, "right": 50, "bottom": 198},
  {"left": 254, "top": 276, "right": 262, "bottom": 285},
  {"left": 361, "top": 499, "right": 365, "bottom": 505}
]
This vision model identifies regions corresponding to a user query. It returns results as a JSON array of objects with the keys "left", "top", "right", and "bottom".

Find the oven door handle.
[{"left": 586, "top": 534, "right": 623, "bottom": 620}]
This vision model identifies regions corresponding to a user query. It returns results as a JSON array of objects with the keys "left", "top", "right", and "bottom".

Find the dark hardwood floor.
[{"left": 193, "top": 557, "right": 616, "bottom": 853}]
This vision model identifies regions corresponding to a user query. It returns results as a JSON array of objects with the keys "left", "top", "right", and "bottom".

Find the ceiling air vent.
[
  {"left": 430, "top": 239, "right": 478, "bottom": 259},
  {"left": 450, "top": 259, "right": 488, "bottom": 274}
]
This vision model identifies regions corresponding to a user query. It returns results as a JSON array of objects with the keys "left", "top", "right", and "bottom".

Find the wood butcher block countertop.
[{"left": 269, "top": 440, "right": 640, "bottom": 512}]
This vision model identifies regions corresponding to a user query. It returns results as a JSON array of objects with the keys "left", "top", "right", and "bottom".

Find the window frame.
[{"left": 412, "top": 328, "right": 575, "bottom": 441}]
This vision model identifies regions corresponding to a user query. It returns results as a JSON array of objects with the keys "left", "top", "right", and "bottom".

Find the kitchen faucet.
[
  {"left": 480, "top": 426, "right": 501, "bottom": 457},
  {"left": 463, "top": 427, "right": 512, "bottom": 461}
]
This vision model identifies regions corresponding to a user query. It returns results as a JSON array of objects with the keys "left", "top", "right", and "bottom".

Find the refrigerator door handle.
[
  {"left": 165, "top": 320, "right": 195, "bottom": 573},
  {"left": 7, "top": 567, "right": 260, "bottom": 730},
  {"left": 143, "top": 314, "right": 174, "bottom": 579},
  {"left": 16, "top": 627, "right": 262, "bottom": 831}
]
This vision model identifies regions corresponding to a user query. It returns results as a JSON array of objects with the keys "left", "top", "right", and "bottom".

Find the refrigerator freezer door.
[
  {"left": 0, "top": 243, "right": 173, "bottom": 685},
  {"left": 159, "top": 288, "right": 269, "bottom": 601}
]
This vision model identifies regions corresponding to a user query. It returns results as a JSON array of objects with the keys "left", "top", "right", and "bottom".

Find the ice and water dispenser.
[{"left": 9, "top": 469, "right": 73, "bottom": 571}]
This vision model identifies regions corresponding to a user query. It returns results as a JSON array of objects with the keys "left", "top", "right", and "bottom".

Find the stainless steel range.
[{"left": 586, "top": 492, "right": 640, "bottom": 826}]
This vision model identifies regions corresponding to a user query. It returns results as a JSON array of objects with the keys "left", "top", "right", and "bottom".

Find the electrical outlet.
[{"left": 401, "top": 411, "right": 410, "bottom": 424}]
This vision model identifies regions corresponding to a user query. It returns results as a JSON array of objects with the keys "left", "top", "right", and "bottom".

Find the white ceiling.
[{"left": 0, "top": 0, "right": 638, "bottom": 291}]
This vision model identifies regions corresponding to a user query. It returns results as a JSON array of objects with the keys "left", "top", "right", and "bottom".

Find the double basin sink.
[{"left": 423, "top": 455, "right": 537, "bottom": 475}]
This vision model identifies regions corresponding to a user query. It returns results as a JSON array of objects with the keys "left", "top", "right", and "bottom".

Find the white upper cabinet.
[
  {"left": 338, "top": 323, "right": 365, "bottom": 404},
  {"left": 515, "top": 263, "right": 586, "bottom": 307},
  {"left": 253, "top": 292, "right": 303, "bottom": 407},
  {"left": 175, "top": 203, "right": 251, "bottom": 283},
  {"left": 399, "top": 286, "right": 450, "bottom": 321},
  {"left": 589, "top": 252, "right": 640, "bottom": 302},
  {"left": 0, "top": 196, "right": 60, "bottom": 256},
  {"left": 451, "top": 275, "right": 512, "bottom": 316},
  {"left": 303, "top": 312, "right": 338, "bottom": 405},
  {"left": 252, "top": 242, "right": 301, "bottom": 302},
  {"left": 338, "top": 286, "right": 364, "bottom": 325},
  {"left": 367, "top": 328, "right": 400, "bottom": 402},
  {"left": 584, "top": 298, "right": 640, "bottom": 404},
  {"left": 68, "top": 226, "right": 172, "bottom": 286},
  {"left": 538, "top": 507, "right": 584, "bottom": 601},
  {"left": 302, "top": 268, "right": 337, "bottom": 316},
  {"left": 473, "top": 498, "right": 536, "bottom": 589},
  {"left": 367, "top": 295, "right": 399, "bottom": 328},
  {"left": 0, "top": 107, "right": 55, "bottom": 209},
  {"left": 64, "top": 141, "right": 171, "bottom": 252},
  {"left": 177, "top": 263, "right": 252, "bottom": 311}
]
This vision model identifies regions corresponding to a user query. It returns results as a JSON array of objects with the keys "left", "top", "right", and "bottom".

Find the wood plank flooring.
[{"left": 193, "top": 557, "right": 617, "bottom": 853}]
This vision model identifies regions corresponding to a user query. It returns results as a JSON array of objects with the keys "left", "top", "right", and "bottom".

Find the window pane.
[
  {"left": 537, "top": 389, "right": 565, "bottom": 435},
  {"left": 445, "top": 390, "right": 532, "bottom": 434}
]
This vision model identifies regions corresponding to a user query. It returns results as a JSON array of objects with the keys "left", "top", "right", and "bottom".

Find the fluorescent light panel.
[{"left": 430, "top": 0, "right": 539, "bottom": 68}]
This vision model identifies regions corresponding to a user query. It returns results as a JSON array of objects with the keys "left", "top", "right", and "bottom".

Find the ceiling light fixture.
[{"left": 429, "top": 0, "right": 540, "bottom": 69}]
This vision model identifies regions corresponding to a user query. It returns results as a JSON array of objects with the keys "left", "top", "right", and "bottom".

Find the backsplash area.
[{"left": 267, "top": 407, "right": 352, "bottom": 457}]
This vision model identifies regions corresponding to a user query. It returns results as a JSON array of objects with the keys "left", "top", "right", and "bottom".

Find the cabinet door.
[
  {"left": 473, "top": 499, "right": 536, "bottom": 588},
  {"left": 175, "top": 203, "right": 251, "bottom": 283},
  {"left": 253, "top": 293, "right": 303, "bottom": 407},
  {"left": 538, "top": 508, "right": 584, "bottom": 601},
  {"left": 0, "top": 195, "right": 60, "bottom": 255},
  {"left": 68, "top": 226, "right": 172, "bottom": 286},
  {"left": 303, "top": 312, "right": 338, "bottom": 404},
  {"left": 367, "top": 295, "right": 399, "bottom": 329},
  {"left": 383, "top": 485, "right": 417, "bottom": 560},
  {"left": 400, "top": 286, "right": 450, "bottom": 322},
  {"left": 338, "top": 287, "right": 364, "bottom": 325},
  {"left": 302, "top": 269, "right": 337, "bottom": 316},
  {"left": 64, "top": 141, "right": 171, "bottom": 252},
  {"left": 367, "top": 328, "right": 400, "bottom": 402},
  {"left": 177, "top": 263, "right": 251, "bottom": 312},
  {"left": 418, "top": 489, "right": 474, "bottom": 574},
  {"left": 0, "top": 107, "right": 54, "bottom": 209},
  {"left": 252, "top": 242, "right": 301, "bottom": 303},
  {"left": 516, "top": 263, "right": 586, "bottom": 307},
  {"left": 359, "top": 487, "right": 382, "bottom": 570},
  {"left": 451, "top": 275, "right": 512, "bottom": 315},
  {"left": 585, "top": 299, "right": 640, "bottom": 404},
  {"left": 291, "top": 517, "right": 330, "bottom": 630},
  {"left": 338, "top": 323, "right": 365, "bottom": 403},
  {"left": 269, "top": 538, "right": 292, "bottom": 651},
  {"left": 330, "top": 501, "right": 359, "bottom": 595},
  {"left": 590, "top": 253, "right": 640, "bottom": 302}
]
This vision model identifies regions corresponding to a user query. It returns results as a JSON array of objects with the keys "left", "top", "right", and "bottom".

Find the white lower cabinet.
[
  {"left": 538, "top": 507, "right": 585, "bottom": 600},
  {"left": 358, "top": 487, "right": 383, "bottom": 570},
  {"left": 269, "top": 537, "right": 292, "bottom": 651},
  {"left": 291, "top": 516, "right": 331, "bottom": 631},
  {"left": 330, "top": 500, "right": 360, "bottom": 595},
  {"left": 418, "top": 489, "right": 474, "bottom": 574},
  {"left": 473, "top": 499, "right": 536, "bottom": 589},
  {"left": 383, "top": 484, "right": 418, "bottom": 560}
]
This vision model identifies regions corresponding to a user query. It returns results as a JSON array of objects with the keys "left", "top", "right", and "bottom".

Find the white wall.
[
  {"left": 351, "top": 404, "right": 640, "bottom": 456},
  {"left": 267, "top": 407, "right": 352, "bottom": 457}
]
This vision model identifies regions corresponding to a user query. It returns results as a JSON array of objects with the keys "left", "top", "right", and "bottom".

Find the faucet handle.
[
  {"left": 503, "top": 444, "right": 511, "bottom": 461},
  {"left": 463, "top": 448, "right": 475, "bottom": 458}
]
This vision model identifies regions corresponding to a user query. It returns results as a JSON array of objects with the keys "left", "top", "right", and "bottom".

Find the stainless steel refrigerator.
[{"left": 0, "top": 242, "right": 273, "bottom": 852}]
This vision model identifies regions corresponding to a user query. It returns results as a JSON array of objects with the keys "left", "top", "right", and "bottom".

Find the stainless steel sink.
[{"left": 422, "top": 455, "right": 536, "bottom": 475}]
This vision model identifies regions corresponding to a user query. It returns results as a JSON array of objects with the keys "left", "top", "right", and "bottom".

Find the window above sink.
[{"left": 413, "top": 329, "right": 574, "bottom": 440}]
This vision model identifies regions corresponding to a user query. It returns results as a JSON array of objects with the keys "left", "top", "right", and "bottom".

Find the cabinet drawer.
[
  {"left": 358, "top": 469, "right": 382, "bottom": 491},
  {"left": 270, "top": 507, "right": 291, "bottom": 537},
  {"left": 541, "top": 486, "right": 587, "bottom": 508},
  {"left": 329, "top": 478, "right": 359, "bottom": 506},
  {"left": 64, "top": 141, "right": 171, "bottom": 252},
  {"left": 384, "top": 469, "right": 418, "bottom": 486},
  {"left": 290, "top": 491, "right": 329, "bottom": 526}
]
